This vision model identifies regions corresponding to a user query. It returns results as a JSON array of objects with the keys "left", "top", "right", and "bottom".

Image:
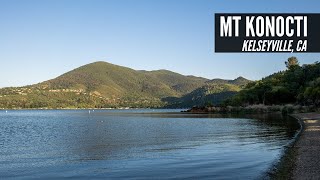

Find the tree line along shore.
[{"left": 186, "top": 57, "right": 320, "bottom": 114}]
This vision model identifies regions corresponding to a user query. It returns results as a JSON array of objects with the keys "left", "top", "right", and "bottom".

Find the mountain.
[
  {"left": 207, "top": 76, "right": 251, "bottom": 86},
  {"left": 0, "top": 61, "right": 251, "bottom": 108},
  {"left": 140, "top": 69, "right": 208, "bottom": 95},
  {"left": 164, "top": 79, "right": 245, "bottom": 108}
]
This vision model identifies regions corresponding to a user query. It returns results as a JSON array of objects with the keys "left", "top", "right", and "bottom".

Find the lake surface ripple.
[{"left": 0, "top": 109, "right": 299, "bottom": 179}]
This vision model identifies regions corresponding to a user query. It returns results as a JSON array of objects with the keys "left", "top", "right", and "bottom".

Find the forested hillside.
[
  {"left": 0, "top": 61, "right": 250, "bottom": 109},
  {"left": 223, "top": 57, "right": 320, "bottom": 107}
]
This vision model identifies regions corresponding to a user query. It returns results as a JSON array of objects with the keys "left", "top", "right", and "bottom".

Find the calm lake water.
[{"left": 0, "top": 109, "right": 299, "bottom": 179}]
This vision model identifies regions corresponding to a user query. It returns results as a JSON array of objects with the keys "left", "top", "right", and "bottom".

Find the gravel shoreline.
[{"left": 291, "top": 113, "right": 320, "bottom": 180}]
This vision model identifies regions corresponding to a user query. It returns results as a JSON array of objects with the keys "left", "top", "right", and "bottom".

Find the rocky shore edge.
[{"left": 269, "top": 113, "right": 320, "bottom": 179}]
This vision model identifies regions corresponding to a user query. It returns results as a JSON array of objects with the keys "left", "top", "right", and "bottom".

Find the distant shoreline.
[
  {"left": 0, "top": 107, "right": 187, "bottom": 110},
  {"left": 184, "top": 104, "right": 316, "bottom": 115},
  {"left": 1, "top": 107, "right": 132, "bottom": 110}
]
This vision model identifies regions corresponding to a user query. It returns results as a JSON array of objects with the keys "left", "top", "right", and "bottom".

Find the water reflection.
[
  {"left": 67, "top": 111, "right": 298, "bottom": 166},
  {"left": 0, "top": 110, "right": 299, "bottom": 179}
]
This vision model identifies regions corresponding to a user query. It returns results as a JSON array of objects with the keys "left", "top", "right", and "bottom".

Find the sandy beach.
[{"left": 292, "top": 113, "right": 320, "bottom": 180}]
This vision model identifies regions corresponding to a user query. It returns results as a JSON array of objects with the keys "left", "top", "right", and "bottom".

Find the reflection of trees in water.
[
  {"left": 231, "top": 114, "right": 299, "bottom": 148},
  {"left": 65, "top": 112, "right": 299, "bottom": 162}
]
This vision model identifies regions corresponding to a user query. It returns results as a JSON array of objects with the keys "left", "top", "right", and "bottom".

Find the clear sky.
[{"left": 0, "top": 0, "right": 319, "bottom": 87}]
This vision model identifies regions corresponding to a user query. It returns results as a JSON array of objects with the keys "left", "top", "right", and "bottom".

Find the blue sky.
[{"left": 0, "top": 0, "right": 319, "bottom": 87}]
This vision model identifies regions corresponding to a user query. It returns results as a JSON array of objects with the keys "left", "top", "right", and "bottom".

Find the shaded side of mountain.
[{"left": 163, "top": 82, "right": 243, "bottom": 108}]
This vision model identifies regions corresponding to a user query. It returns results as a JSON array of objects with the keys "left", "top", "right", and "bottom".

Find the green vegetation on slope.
[
  {"left": 164, "top": 81, "right": 246, "bottom": 108},
  {"left": 0, "top": 61, "right": 250, "bottom": 109},
  {"left": 223, "top": 57, "right": 320, "bottom": 107},
  {"left": 141, "top": 69, "right": 208, "bottom": 95}
]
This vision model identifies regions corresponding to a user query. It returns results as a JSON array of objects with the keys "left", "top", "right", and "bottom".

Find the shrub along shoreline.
[{"left": 184, "top": 104, "right": 316, "bottom": 115}]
